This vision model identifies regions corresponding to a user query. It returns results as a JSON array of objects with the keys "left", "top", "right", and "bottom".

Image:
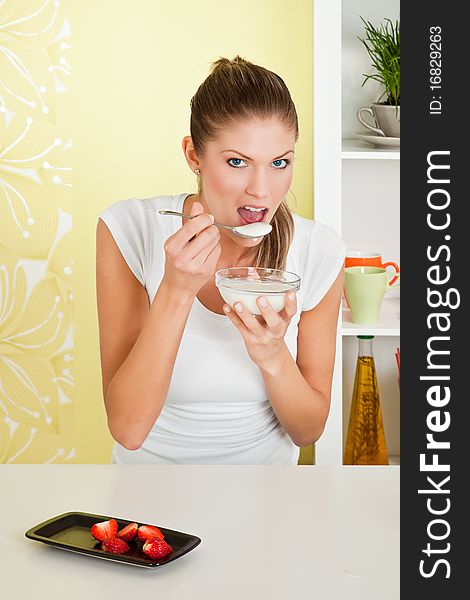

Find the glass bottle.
[{"left": 344, "top": 335, "right": 389, "bottom": 465}]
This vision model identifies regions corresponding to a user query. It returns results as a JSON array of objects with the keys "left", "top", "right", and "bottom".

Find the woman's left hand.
[{"left": 223, "top": 293, "right": 297, "bottom": 374}]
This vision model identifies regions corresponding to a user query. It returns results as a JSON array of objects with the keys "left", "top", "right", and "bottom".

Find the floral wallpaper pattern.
[{"left": 0, "top": 0, "right": 74, "bottom": 463}]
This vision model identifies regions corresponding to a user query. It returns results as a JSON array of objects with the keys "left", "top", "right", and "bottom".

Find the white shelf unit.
[{"left": 314, "top": 0, "right": 400, "bottom": 466}]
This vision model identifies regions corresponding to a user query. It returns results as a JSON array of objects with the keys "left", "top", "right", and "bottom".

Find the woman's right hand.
[{"left": 162, "top": 201, "right": 221, "bottom": 298}]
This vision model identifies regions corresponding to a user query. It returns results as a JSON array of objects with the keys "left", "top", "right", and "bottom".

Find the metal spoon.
[{"left": 156, "top": 209, "right": 272, "bottom": 239}]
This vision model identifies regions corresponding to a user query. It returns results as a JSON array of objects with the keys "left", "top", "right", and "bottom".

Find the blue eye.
[
  {"left": 227, "top": 158, "right": 247, "bottom": 168},
  {"left": 272, "top": 159, "right": 288, "bottom": 169}
]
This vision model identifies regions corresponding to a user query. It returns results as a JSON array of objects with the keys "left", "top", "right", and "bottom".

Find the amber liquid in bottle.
[{"left": 344, "top": 336, "right": 388, "bottom": 465}]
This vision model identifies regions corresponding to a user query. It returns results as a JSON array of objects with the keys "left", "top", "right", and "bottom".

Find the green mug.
[{"left": 344, "top": 266, "right": 400, "bottom": 324}]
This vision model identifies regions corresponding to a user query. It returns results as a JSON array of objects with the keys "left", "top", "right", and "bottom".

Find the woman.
[{"left": 96, "top": 56, "right": 345, "bottom": 464}]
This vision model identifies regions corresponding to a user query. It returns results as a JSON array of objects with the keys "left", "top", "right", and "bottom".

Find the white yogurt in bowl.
[{"left": 215, "top": 267, "right": 301, "bottom": 315}]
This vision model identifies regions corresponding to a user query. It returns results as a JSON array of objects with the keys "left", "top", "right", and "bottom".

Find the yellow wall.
[{"left": 0, "top": 0, "right": 313, "bottom": 463}]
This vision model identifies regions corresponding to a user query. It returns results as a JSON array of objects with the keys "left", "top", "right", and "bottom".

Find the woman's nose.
[{"left": 246, "top": 167, "right": 270, "bottom": 199}]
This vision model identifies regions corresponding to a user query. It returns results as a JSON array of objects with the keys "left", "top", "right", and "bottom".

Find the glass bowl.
[{"left": 215, "top": 267, "right": 301, "bottom": 315}]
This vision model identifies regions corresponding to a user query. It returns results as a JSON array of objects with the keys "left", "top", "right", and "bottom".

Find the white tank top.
[{"left": 99, "top": 193, "right": 345, "bottom": 464}]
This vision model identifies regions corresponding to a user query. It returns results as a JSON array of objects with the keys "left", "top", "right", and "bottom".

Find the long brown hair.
[{"left": 189, "top": 56, "right": 298, "bottom": 270}]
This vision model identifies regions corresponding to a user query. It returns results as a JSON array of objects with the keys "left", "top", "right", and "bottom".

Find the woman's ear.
[{"left": 182, "top": 136, "right": 200, "bottom": 173}]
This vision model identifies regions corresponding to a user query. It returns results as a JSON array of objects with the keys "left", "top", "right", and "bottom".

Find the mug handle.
[
  {"left": 382, "top": 261, "right": 400, "bottom": 286},
  {"left": 386, "top": 272, "right": 400, "bottom": 290},
  {"left": 357, "top": 107, "right": 385, "bottom": 137}
]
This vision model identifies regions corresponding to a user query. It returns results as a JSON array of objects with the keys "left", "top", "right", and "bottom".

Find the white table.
[{"left": 0, "top": 465, "right": 399, "bottom": 599}]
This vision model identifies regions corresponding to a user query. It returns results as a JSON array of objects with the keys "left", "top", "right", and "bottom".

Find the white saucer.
[{"left": 354, "top": 132, "right": 400, "bottom": 148}]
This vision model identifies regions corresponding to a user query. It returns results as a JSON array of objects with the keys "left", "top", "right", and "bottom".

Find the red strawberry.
[
  {"left": 137, "top": 524, "right": 165, "bottom": 542},
  {"left": 101, "top": 537, "right": 130, "bottom": 555},
  {"left": 90, "top": 518, "right": 118, "bottom": 542},
  {"left": 142, "top": 539, "right": 173, "bottom": 560},
  {"left": 117, "top": 522, "right": 138, "bottom": 542}
]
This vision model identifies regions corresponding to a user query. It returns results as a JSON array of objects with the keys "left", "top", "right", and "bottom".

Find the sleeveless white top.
[{"left": 99, "top": 193, "right": 346, "bottom": 464}]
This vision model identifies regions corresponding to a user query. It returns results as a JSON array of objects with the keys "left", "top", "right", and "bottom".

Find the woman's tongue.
[{"left": 237, "top": 207, "right": 265, "bottom": 224}]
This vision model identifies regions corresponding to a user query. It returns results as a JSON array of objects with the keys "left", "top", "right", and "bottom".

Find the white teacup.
[{"left": 357, "top": 103, "right": 400, "bottom": 137}]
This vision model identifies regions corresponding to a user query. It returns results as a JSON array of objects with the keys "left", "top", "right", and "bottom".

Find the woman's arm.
[
  {"left": 96, "top": 202, "right": 220, "bottom": 450},
  {"left": 260, "top": 269, "right": 343, "bottom": 446},
  {"left": 97, "top": 220, "right": 193, "bottom": 450},
  {"left": 223, "top": 267, "right": 343, "bottom": 447}
]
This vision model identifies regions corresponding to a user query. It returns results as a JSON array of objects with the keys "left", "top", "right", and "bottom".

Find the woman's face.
[{"left": 198, "top": 117, "right": 296, "bottom": 246}]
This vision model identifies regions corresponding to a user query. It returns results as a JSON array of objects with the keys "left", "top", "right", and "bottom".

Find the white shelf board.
[
  {"left": 342, "top": 457, "right": 400, "bottom": 466},
  {"left": 342, "top": 297, "right": 400, "bottom": 337},
  {"left": 342, "top": 458, "right": 400, "bottom": 467},
  {"left": 342, "top": 138, "right": 400, "bottom": 160}
]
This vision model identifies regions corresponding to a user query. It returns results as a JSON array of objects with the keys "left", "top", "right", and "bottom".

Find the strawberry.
[
  {"left": 101, "top": 537, "right": 130, "bottom": 555},
  {"left": 142, "top": 539, "right": 173, "bottom": 560},
  {"left": 117, "top": 522, "right": 138, "bottom": 542},
  {"left": 90, "top": 518, "right": 118, "bottom": 542},
  {"left": 137, "top": 524, "right": 165, "bottom": 542}
]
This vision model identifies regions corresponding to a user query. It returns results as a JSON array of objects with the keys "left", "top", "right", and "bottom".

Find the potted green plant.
[{"left": 356, "top": 17, "right": 400, "bottom": 138}]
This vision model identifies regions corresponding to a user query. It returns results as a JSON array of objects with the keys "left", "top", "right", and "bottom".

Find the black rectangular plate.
[{"left": 25, "top": 511, "right": 201, "bottom": 568}]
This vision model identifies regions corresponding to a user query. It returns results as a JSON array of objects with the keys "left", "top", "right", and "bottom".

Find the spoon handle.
[
  {"left": 157, "top": 209, "right": 233, "bottom": 231},
  {"left": 158, "top": 209, "right": 194, "bottom": 219}
]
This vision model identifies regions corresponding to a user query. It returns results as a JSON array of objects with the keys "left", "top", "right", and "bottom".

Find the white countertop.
[{"left": 1, "top": 465, "right": 399, "bottom": 599}]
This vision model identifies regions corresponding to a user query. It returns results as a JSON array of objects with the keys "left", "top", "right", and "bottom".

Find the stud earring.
[{"left": 194, "top": 169, "right": 200, "bottom": 176}]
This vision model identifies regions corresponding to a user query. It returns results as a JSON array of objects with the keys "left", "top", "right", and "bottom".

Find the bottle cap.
[{"left": 357, "top": 335, "right": 374, "bottom": 339}]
